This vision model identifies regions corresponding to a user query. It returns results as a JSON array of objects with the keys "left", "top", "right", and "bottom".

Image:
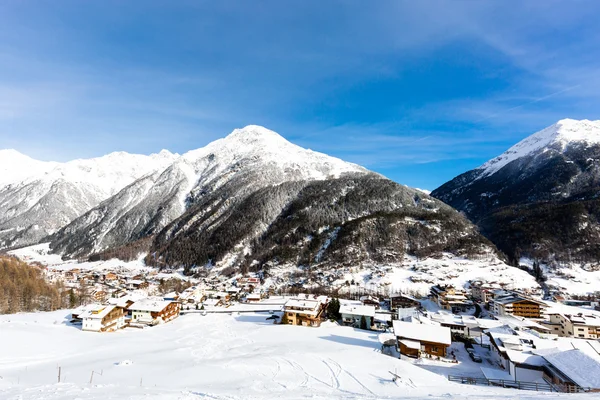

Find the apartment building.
[{"left": 544, "top": 313, "right": 600, "bottom": 339}]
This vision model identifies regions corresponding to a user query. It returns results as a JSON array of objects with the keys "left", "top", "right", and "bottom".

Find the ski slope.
[{"left": 0, "top": 310, "right": 590, "bottom": 399}]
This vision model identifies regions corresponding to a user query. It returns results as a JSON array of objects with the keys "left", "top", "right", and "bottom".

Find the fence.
[{"left": 447, "top": 375, "right": 557, "bottom": 392}]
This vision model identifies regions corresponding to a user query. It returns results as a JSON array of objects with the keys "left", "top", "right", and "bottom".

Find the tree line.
[{"left": 0, "top": 256, "right": 72, "bottom": 314}]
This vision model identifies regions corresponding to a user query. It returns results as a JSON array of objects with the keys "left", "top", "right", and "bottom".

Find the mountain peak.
[
  {"left": 478, "top": 118, "right": 600, "bottom": 177},
  {"left": 225, "top": 125, "right": 287, "bottom": 144}
]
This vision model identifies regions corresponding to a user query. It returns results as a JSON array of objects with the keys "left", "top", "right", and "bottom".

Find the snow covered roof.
[
  {"left": 284, "top": 298, "right": 321, "bottom": 315},
  {"left": 374, "top": 312, "right": 392, "bottom": 322},
  {"left": 130, "top": 298, "right": 174, "bottom": 312},
  {"left": 81, "top": 305, "right": 117, "bottom": 320},
  {"left": 392, "top": 320, "right": 451, "bottom": 345},
  {"left": 543, "top": 349, "right": 600, "bottom": 389},
  {"left": 506, "top": 350, "right": 546, "bottom": 367},
  {"left": 339, "top": 304, "right": 376, "bottom": 318},
  {"left": 400, "top": 339, "right": 421, "bottom": 350},
  {"left": 107, "top": 293, "right": 144, "bottom": 307}
]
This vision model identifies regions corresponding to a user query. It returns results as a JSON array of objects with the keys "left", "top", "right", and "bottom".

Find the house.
[
  {"left": 202, "top": 298, "right": 222, "bottom": 307},
  {"left": 359, "top": 295, "right": 380, "bottom": 308},
  {"left": 470, "top": 282, "right": 500, "bottom": 303},
  {"left": 104, "top": 272, "right": 118, "bottom": 281},
  {"left": 126, "top": 279, "right": 149, "bottom": 290},
  {"left": 81, "top": 305, "right": 125, "bottom": 332},
  {"left": 543, "top": 313, "right": 600, "bottom": 339},
  {"left": 91, "top": 289, "right": 108, "bottom": 302},
  {"left": 163, "top": 291, "right": 179, "bottom": 301},
  {"left": 129, "top": 298, "right": 180, "bottom": 325},
  {"left": 491, "top": 294, "right": 546, "bottom": 318},
  {"left": 283, "top": 298, "right": 324, "bottom": 327},
  {"left": 542, "top": 349, "right": 600, "bottom": 392},
  {"left": 390, "top": 293, "right": 420, "bottom": 311},
  {"left": 430, "top": 285, "right": 471, "bottom": 313},
  {"left": 392, "top": 320, "right": 451, "bottom": 358},
  {"left": 246, "top": 293, "right": 262, "bottom": 302},
  {"left": 340, "top": 304, "right": 376, "bottom": 329}
]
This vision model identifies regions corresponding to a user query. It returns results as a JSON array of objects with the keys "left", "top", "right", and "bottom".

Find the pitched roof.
[
  {"left": 130, "top": 298, "right": 174, "bottom": 312},
  {"left": 81, "top": 305, "right": 117, "bottom": 320},
  {"left": 339, "top": 304, "right": 376, "bottom": 318},
  {"left": 392, "top": 320, "right": 451, "bottom": 345},
  {"left": 543, "top": 349, "right": 600, "bottom": 389}
]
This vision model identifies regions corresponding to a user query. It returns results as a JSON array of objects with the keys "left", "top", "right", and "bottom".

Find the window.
[
  {"left": 431, "top": 346, "right": 439, "bottom": 353},
  {"left": 577, "top": 328, "right": 584, "bottom": 331},
  {"left": 579, "top": 334, "right": 585, "bottom": 338}
]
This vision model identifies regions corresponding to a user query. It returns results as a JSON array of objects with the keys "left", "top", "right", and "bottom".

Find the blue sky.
[{"left": 2, "top": 1, "right": 600, "bottom": 189}]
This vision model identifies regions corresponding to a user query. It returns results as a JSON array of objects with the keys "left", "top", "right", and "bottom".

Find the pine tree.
[
  {"left": 360, "top": 315, "right": 367, "bottom": 330},
  {"left": 69, "top": 289, "right": 78, "bottom": 308}
]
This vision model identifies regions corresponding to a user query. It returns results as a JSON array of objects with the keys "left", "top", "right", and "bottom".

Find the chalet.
[
  {"left": 491, "top": 295, "right": 546, "bottom": 319},
  {"left": 129, "top": 298, "right": 180, "bottom": 325},
  {"left": 246, "top": 293, "right": 262, "bottom": 302},
  {"left": 543, "top": 313, "right": 600, "bottom": 339},
  {"left": 104, "top": 272, "right": 118, "bottom": 281},
  {"left": 430, "top": 285, "right": 471, "bottom": 313},
  {"left": 340, "top": 304, "right": 376, "bottom": 329},
  {"left": 359, "top": 295, "right": 380, "bottom": 308},
  {"left": 283, "top": 298, "right": 324, "bottom": 327},
  {"left": 470, "top": 282, "right": 500, "bottom": 303},
  {"left": 163, "top": 291, "right": 179, "bottom": 301},
  {"left": 392, "top": 320, "right": 451, "bottom": 358},
  {"left": 390, "top": 293, "right": 420, "bottom": 311},
  {"left": 91, "top": 289, "right": 108, "bottom": 302},
  {"left": 126, "top": 279, "right": 149, "bottom": 290},
  {"left": 542, "top": 350, "right": 600, "bottom": 392},
  {"left": 81, "top": 305, "right": 125, "bottom": 332},
  {"left": 202, "top": 298, "right": 222, "bottom": 307}
]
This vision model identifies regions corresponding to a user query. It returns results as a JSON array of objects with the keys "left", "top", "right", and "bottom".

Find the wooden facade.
[{"left": 398, "top": 339, "right": 448, "bottom": 358}]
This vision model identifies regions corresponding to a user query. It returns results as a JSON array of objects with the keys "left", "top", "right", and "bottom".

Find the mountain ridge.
[{"left": 432, "top": 118, "right": 600, "bottom": 265}]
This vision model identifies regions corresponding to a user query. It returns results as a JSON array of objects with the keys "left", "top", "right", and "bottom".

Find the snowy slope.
[
  {"left": 49, "top": 125, "right": 368, "bottom": 258},
  {"left": 432, "top": 118, "right": 600, "bottom": 266},
  {"left": 0, "top": 150, "right": 177, "bottom": 249},
  {"left": 0, "top": 149, "right": 57, "bottom": 187},
  {"left": 478, "top": 118, "right": 600, "bottom": 178},
  {"left": 0, "top": 310, "right": 579, "bottom": 400}
]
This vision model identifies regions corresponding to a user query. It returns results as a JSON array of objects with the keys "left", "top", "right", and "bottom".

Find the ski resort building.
[
  {"left": 491, "top": 294, "right": 547, "bottom": 319},
  {"left": 392, "top": 320, "right": 451, "bottom": 358},
  {"left": 543, "top": 313, "right": 600, "bottom": 339},
  {"left": 81, "top": 304, "right": 125, "bottom": 332}
]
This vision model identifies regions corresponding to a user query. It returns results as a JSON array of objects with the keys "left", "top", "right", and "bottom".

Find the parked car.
[{"left": 469, "top": 352, "right": 482, "bottom": 363}]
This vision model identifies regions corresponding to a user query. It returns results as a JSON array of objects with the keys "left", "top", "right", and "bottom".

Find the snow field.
[{"left": 0, "top": 310, "right": 592, "bottom": 400}]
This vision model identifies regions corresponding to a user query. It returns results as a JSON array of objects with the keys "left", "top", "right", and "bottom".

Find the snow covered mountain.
[
  {"left": 49, "top": 125, "right": 369, "bottom": 258},
  {"left": 45, "top": 124, "right": 503, "bottom": 282},
  {"left": 0, "top": 149, "right": 178, "bottom": 249},
  {"left": 433, "top": 118, "right": 600, "bottom": 264}
]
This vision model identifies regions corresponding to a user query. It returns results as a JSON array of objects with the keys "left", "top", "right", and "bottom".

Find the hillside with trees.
[{"left": 0, "top": 256, "right": 68, "bottom": 314}]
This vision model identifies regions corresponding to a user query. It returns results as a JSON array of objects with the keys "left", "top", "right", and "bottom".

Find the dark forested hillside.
[
  {"left": 147, "top": 176, "right": 498, "bottom": 275},
  {"left": 432, "top": 119, "right": 600, "bottom": 265}
]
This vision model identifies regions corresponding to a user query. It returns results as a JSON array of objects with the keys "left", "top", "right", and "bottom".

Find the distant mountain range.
[
  {"left": 433, "top": 118, "right": 600, "bottom": 266},
  {"left": 5, "top": 120, "right": 600, "bottom": 286},
  {"left": 1, "top": 126, "right": 496, "bottom": 277}
]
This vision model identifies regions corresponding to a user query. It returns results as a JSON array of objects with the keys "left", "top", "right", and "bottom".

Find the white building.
[
  {"left": 339, "top": 304, "right": 376, "bottom": 328},
  {"left": 81, "top": 305, "right": 125, "bottom": 333},
  {"left": 129, "top": 298, "right": 180, "bottom": 325}
]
